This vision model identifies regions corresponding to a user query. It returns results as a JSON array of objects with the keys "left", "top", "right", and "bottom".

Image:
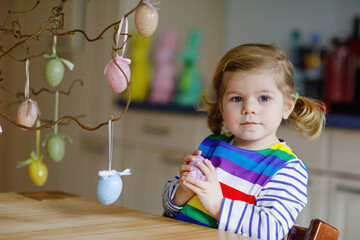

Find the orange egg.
[
  {"left": 135, "top": 4, "right": 159, "bottom": 37},
  {"left": 17, "top": 100, "right": 39, "bottom": 129}
]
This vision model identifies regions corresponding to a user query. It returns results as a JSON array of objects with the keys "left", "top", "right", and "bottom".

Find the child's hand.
[
  {"left": 181, "top": 159, "right": 223, "bottom": 220},
  {"left": 172, "top": 150, "right": 202, "bottom": 207}
]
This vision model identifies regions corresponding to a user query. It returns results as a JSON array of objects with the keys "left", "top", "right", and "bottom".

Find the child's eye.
[
  {"left": 231, "top": 97, "right": 243, "bottom": 102},
  {"left": 259, "top": 96, "right": 270, "bottom": 102}
]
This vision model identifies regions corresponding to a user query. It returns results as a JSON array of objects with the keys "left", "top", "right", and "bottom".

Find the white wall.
[{"left": 224, "top": 0, "right": 360, "bottom": 54}]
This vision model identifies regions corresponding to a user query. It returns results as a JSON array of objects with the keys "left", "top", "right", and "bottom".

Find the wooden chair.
[{"left": 287, "top": 219, "right": 339, "bottom": 240}]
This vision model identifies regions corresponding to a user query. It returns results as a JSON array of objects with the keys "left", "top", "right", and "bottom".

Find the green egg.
[
  {"left": 44, "top": 58, "right": 65, "bottom": 88},
  {"left": 46, "top": 135, "right": 66, "bottom": 162}
]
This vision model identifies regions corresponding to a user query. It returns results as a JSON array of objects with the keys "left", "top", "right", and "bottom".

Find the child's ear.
[{"left": 282, "top": 98, "right": 295, "bottom": 120}]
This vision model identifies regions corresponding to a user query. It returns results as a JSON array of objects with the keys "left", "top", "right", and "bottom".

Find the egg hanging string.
[
  {"left": 115, "top": 16, "right": 129, "bottom": 58},
  {"left": 108, "top": 119, "right": 114, "bottom": 171},
  {"left": 98, "top": 120, "right": 131, "bottom": 177},
  {"left": 24, "top": 59, "right": 40, "bottom": 118},
  {"left": 24, "top": 59, "right": 40, "bottom": 115}
]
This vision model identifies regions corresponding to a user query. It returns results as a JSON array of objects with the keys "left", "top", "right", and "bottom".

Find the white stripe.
[{"left": 217, "top": 168, "right": 263, "bottom": 196}]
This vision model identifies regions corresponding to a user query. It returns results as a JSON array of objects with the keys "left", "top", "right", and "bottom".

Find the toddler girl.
[{"left": 163, "top": 43, "right": 325, "bottom": 239}]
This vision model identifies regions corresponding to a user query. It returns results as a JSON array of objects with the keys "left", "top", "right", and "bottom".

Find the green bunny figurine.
[{"left": 175, "top": 29, "right": 202, "bottom": 106}]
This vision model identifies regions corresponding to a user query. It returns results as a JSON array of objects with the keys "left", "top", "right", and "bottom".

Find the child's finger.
[
  {"left": 192, "top": 150, "right": 202, "bottom": 156},
  {"left": 195, "top": 159, "right": 212, "bottom": 177},
  {"left": 179, "top": 164, "right": 193, "bottom": 173},
  {"left": 182, "top": 154, "right": 195, "bottom": 164}
]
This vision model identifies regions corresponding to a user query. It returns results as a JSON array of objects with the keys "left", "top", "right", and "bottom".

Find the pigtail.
[{"left": 285, "top": 96, "right": 326, "bottom": 141}]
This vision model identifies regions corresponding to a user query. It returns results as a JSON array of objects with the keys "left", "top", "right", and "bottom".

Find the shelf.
[{"left": 117, "top": 99, "right": 207, "bottom": 116}]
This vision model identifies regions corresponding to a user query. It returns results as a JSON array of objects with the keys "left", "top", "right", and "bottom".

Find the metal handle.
[
  {"left": 336, "top": 185, "right": 360, "bottom": 195},
  {"left": 142, "top": 125, "right": 170, "bottom": 136}
]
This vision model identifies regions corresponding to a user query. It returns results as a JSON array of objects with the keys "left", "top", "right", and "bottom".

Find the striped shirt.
[{"left": 163, "top": 134, "right": 308, "bottom": 240}]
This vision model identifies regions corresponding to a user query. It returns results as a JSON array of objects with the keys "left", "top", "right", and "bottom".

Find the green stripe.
[
  {"left": 181, "top": 204, "right": 218, "bottom": 228},
  {"left": 256, "top": 148, "right": 296, "bottom": 161},
  {"left": 207, "top": 133, "right": 233, "bottom": 143}
]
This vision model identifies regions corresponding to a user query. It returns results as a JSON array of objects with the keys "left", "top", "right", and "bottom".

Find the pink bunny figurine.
[{"left": 149, "top": 29, "right": 178, "bottom": 103}]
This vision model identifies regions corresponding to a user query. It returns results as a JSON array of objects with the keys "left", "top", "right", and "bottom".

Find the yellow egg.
[
  {"left": 28, "top": 161, "right": 48, "bottom": 187},
  {"left": 17, "top": 100, "right": 38, "bottom": 129},
  {"left": 135, "top": 4, "right": 159, "bottom": 37}
]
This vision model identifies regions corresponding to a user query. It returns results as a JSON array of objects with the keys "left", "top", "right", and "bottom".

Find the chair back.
[{"left": 288, "top": 219, "right": 339, "bottom": 240}]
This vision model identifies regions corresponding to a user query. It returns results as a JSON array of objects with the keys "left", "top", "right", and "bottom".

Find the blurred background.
[{"left": 0, "top": 1, "right": 359, "bottom": 239}]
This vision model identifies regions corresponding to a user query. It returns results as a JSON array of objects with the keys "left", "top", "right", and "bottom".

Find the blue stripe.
[
  {"left": 249, "top": 205, "right": 255, "bottom": 237},
  {"left": 258, "top": 205, "right": 289, "bottom": 229},
  {"left": 269, "top": 180, "right": 307, "bottom": 198},
  {"left": 298, "top": 160, "right": 307, "bottom": 171},
  {"left": 266, "top": 213, "right": 270, "bottom": 240},
  {"left": 225, "top": 200, "right": 234, "bottom": 231},
  {"left": 258, "top": 209, "right": 261, "bottom": 239},
  {"left": 218, "top": 199, "right": 226, "bottom": 230},
  {"left": 257, "top": 198, "right": 295, "bottom": 223},
  {"left": 276, "top": 172, "right": 307, "bottom": 188},
  {"left": 212, "top": 146, "right": 283, "bottom": 177},
  {"left": 199, "top": 144, "right": 212, "bottom": 157},
  {"left": 235, "top": 203, "right": 248, "bottom": 234},
  {"left": 283, "top": 165, "right": 307, "bottom": 179},
  {"left": 260, "top": 187, "right": 306, "bottom": 206},
  {"left": 258, "top": 195, "right": 306, "bottom": 207}
]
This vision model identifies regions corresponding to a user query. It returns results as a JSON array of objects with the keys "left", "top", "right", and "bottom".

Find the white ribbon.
[
  {"left": 98, "top": 168, "right": 132, "bottom": 178},
  {"left": 142, "top": 1, "right": 160, "bottom": 10},
  {"left": 25, "top": 59, "right": 30, "bottom": 99},
  {"left": 115, "top": 16, "right": 129, "bottom": 58},
  {"left": 24, "top": 99, "right": 41, "bottom": 117},
  {"left": 0, "top": 124, "right": 2, "bottom": 134}
]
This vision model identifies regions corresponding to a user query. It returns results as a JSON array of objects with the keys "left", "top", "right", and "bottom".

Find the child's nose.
[{"left": 241, "top": 101, "right": 256, "bottom": 115}]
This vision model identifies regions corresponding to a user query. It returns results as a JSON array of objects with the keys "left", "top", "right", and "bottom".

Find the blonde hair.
[{"left": 203, "top": 43, "right": 326, "bottom": 141}]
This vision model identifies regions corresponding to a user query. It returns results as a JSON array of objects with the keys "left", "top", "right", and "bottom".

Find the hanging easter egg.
[
  {"left": 104, "top": 56, "right": 131, "bottom": 93},
  {"left": 44, "top": 58, "right": 65, "bottom": 88},
  {"left": 17, "top": 100, "right": 40, "bottom": 129},
  {"left": 135, "top": 3, "right": 159, "bottom": 37},
  {"left": 188, "top": 155, "right": 206, "bottom": 180},
  {"left": 28, "top": 160, "right": 48, "bottom": 186},
  {"left": 45, "top": 134, "right": 66, "bottom": 162},
  {"left": 97, "top": 170, "right": 123, "bottom": 205}
]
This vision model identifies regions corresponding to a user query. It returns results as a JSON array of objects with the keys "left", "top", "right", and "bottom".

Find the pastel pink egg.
[{"left": 104, "top": 56, "right": 131, "bottom": 93}]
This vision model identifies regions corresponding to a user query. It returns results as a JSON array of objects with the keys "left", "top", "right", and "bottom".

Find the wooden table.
[{"left": 0, "top": 191, "right": 252, "bottom": 239}]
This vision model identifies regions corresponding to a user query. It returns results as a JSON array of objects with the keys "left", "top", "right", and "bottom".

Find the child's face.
[{"left": 220, "top": 69, "right": 294, "bottom": 150}]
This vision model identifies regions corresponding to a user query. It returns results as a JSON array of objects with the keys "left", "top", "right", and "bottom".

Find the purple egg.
[{"left": 188, "top": 155, "right": 206, "bottom": 180}]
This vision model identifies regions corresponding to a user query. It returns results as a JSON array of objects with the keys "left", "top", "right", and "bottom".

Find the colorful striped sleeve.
[
  {"left": 162, "top": 176, "right": 183, "bottom": 217},
  {"left": 218, "top": 159, "right": 308, "bottom": 240}
]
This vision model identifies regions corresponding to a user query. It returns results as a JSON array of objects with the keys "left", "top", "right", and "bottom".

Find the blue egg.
[{"left": 97, "top": 173, "right": 123, "bottom": 205}]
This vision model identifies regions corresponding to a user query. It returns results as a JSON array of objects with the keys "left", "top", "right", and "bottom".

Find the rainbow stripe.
[{"left": 175, "top": 134, "right": 298, "bottom": 228}]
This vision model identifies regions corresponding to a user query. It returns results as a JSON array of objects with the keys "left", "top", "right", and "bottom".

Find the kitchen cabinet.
[
  {"left": 328, "top": 177, "right": 360, "bottom": 240},
  {"left": 278, "top": 126, "right": 360, "bottom": 240},
  {"left": 118, "top": 110, "right": 210, "bottom": 215}
]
